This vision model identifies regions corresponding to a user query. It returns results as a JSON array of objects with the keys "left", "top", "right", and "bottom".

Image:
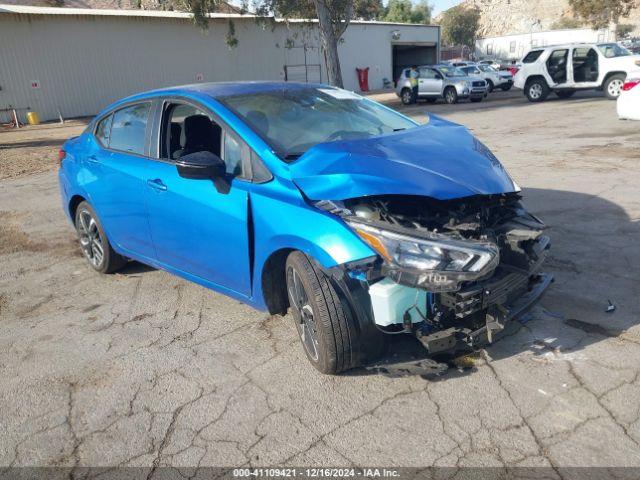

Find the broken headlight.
[{"left": 347, "top": 221, "right": 499, "bottom": 292}]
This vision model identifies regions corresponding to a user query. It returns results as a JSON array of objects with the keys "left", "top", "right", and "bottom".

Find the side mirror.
[
  {"left": 435, "top": 73, "right": 443, "bottom": 80},
  {"left": 176, "top": 151, "right": 225, "bottom": 180}
]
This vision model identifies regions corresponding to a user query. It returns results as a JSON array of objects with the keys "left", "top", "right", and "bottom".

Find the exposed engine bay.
[{"left": 319, "top": 193, "right": 553, "bottom": 355}]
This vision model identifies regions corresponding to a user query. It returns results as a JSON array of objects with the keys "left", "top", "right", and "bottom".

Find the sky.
[{"left": 429, "top": 0, "right": 464, "bottom": 16}]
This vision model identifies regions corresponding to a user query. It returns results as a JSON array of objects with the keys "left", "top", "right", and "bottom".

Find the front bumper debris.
[{"left": 416, "top": 273, "right": 553, "bottom": 354}]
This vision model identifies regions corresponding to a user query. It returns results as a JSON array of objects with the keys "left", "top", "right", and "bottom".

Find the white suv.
[{"left": 514, "top": 42, "right": 640, "bottom": 102}]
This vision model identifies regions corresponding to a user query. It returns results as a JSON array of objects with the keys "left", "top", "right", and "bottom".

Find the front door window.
[{"left": 572, "top": 47, "right": 599, "bottom": 83}]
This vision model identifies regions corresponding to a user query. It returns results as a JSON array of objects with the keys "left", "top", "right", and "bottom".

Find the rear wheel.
[
  {"left": 400, "top": 88, "right": 413, "bottom": 105},
  {"left": 286, "top": 252, "right": 357, "bottom": 374},
  {"left": 555, "top": 90, "right": 575, "bottom": 99},
  {"left": 604, "top": 74, "right": 625, "bottom": 100},
  {"left": 525, "top": 78, "right": 549, "bottom": 102},
  {"left": 74, "top": 201, "right": 127, "bottom": 274},
  {"left": 444, "top": 87, "right": 458, "bottom": 104}
]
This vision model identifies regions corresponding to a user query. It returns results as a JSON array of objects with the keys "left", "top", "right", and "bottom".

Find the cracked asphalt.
[{"left": 1, "top": 89, "right": 639, "bottom": 473}]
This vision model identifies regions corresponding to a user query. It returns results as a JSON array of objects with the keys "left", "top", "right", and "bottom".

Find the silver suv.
[
  {"left": 396, "top": 65, "right": 487, "bottom": 105},
  {"left": 459, "top": 64, "right": 514, "bottom": 93}
]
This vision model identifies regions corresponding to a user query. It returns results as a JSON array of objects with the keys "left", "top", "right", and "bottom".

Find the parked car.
[
  {"left": 396, "top": 65, "right": 487, "bottom": 105},
  {"left": 459, "top": 64, "right": 514, "bottom": 92},
  {"left": 617, "top": 77, "right": 640, "bottom": 120},
  {"left": 514, "top": 42, "right": 640, "bottom": 102},
  {"left": 478, "top": 59, "right": 502, "bottom": 70},
  {"left": 59, "top": 82, "right": 551, "bottom": 374}
]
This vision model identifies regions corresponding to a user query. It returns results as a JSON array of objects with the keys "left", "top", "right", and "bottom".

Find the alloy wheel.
[
  {"left": 529, "top": 83, "right": 543, "bottom": 100},
  {"left": 77, "top": 210, "right": 104, "bottom": 268},
  {"left": 608, "top": 79, "right": 623, "bottom": 98},
  {"left": 445, "top": 89, "right": 456, "bottom": 104},
  {"left": 402, "top": 90, "right": 412, "bottom": 104},
  {"left": 287, "top": 266, "right": 319, "bottom": 361}
]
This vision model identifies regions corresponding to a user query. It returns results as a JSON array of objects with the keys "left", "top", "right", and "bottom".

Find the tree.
[
  {"left": 440, "top": 5, "right": 480, "bottom": 48},
  {"left": 616, "top": 23, "right": 635, "bottom": 38},
  {"left": 180, "top": 0, "right": 382, "bottom": 88},
  {"left": 568, "top": 0, "right": 638, "bottom": 29},
  {"left": 380, "top": 0, "right": 431, "bottom": 24},
  {"left": 550, "top": 17, "right": 584, "bottom": 29}
]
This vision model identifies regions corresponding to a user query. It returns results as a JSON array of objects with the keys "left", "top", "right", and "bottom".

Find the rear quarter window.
[
  {"left": 523, "top": 50, "right": 544, "bottom": 63},
  {"left": 94, "top": 115, "right": 112, "bottom": 147}
]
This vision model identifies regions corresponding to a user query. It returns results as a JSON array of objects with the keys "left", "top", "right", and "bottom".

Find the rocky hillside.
[{"left": 442, "top": 0, "right": 640, "bottom": 37}]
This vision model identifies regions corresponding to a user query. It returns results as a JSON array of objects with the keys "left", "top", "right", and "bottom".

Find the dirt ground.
[
  {"left": 1, "top": 89, "right": 640, "bottom": 475},
  {"left": 0, "top": 119, "right": 88, "bottom": 180}
]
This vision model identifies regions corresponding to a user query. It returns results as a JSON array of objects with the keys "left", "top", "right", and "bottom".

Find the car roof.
[{"left": 115, "top": 81, "right": 330, "bottom": 105}]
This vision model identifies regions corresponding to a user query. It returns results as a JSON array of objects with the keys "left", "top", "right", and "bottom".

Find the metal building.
[{"left": 0, "top": 4, "right": 440, "bottom": 122}]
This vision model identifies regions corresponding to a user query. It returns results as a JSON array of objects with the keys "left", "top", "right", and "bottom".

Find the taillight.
[
  {"left": 622, "top": 80, "right": 639, "bottom": 91},
  {"left": 58, "top": 149, "right": 66, "bottom": 167}
]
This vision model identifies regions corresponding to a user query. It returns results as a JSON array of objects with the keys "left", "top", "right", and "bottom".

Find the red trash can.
[{"left": 356, "top": 67, "right": 370, "bottom": 92}]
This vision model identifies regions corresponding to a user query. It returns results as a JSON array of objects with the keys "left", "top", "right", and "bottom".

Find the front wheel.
[
  {"left": 486, "top": 80, "right": 494, "bottom": 93},
  {"left": 444, "top": 87, "right": 458, "bottom": 104},
  {"left": 75, "top": 201, "right": 127, "bottom": 274},
  {"left": 400, "top": 88, "right": 413, "bottom": 105},
  {"left": 500, "top": 84, "right": 512, "bottom": 91},
  {"left": 525, "top": 78, "right": 549, "bottom": 102},
  {"left": 286, "top": 252, "right": 357, "bottom": 374},
  {"left": 604, "top": 74, "right": 625, "bottom": 100}
]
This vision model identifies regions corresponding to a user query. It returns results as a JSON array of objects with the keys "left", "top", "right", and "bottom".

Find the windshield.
[
  {"left": 218, "top": 87, "right": 418, "bottom": 161},
  {"left": 597, "top": 43, "right": 632, "bottom": 58},
  {"left": 437, "top": 66, "right": 467, "bottom": 78},
  {"left": 478, "top": 65, "right": 497, "bottom": 72}
]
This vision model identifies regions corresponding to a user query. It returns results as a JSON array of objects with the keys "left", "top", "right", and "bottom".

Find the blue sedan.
[{"left": 58, "top": 82, "right": 551, "bottom": 374}]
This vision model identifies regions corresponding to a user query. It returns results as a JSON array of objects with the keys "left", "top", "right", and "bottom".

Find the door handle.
[
  {"left": 87, "top": 155, "right": 99, "bottom": 163},
  {"left": 147, "top": 178, "right": 167, "bottom": 191}
]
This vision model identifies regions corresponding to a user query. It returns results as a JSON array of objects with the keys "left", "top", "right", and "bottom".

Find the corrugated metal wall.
[{"left": 0, "top": 12, "right": 438, "bottom": 122}]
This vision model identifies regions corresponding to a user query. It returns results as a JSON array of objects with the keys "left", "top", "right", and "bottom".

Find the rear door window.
[
  {"left": 523, "top": 50, "right": 544, "bottom": 63},
  {"left": 109, "top": 102, "right": 152, "bottom": 155}
]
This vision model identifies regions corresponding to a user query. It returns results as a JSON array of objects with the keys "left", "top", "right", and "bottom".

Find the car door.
[
  {"left": 144, "top": 99, "right": 252, "bottom": 297},
  {"left": 82, "top": 102, "right": 155, "bottom": 259},
  {"left": 418, "top": 68, "right": 443, "bottom": 96},
  {"left": 571, "top": 46, "right": 600, "bottom": 86},
  {"left": 545, "top": 49, "right": 569, "bottom": 86}
]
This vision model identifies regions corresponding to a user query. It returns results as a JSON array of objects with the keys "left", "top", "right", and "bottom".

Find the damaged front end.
[{"left": 319, "top": 193, "right": 552, "bottom": 356}]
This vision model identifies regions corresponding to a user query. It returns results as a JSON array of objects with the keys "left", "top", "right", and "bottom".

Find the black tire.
[
  {"left": 525, "top": 78, "right": 549, "bottom": 102},
  {"left": 285, "top": 251, "right": 358, "bottom": 374},
  {"left": 486, "top": 79, "right": 494, "bottom": 93},
  {"left": 444, "top": 87, "right": 458, "bottom": 104},
  {"left": 500, "top": 84, "right": 512, "bottom": 91},
  {"left": 470, "top": 97, "right": 483, "bottom": 103},
  {"left": 74, "top": 201, "right": 127, "bottom": 274},
  {"left": 555, "top": 90, "right": 575, "bottom": 99},
  {"left": 400, "top": 88, "right": 413, "bottom": 105},
  {"left": 426, "top": 97, "right": 438, "bottom": 103},
  {"left": 604, "top": 74, "right": 625, "bottom": 100}
]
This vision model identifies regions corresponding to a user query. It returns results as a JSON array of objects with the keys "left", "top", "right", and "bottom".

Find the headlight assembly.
[{"left": 347, "top": 221, "right": 499, "bottom": 292}]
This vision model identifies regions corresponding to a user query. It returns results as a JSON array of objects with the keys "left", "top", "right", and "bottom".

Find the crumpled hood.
[{"left": 289, "top": 115, "right": 518, "bottom": 201}]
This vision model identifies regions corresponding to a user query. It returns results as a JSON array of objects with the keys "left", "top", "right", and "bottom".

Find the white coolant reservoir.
[{"left": 368, "top": 278, "right": 427, "bottom": 327}]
